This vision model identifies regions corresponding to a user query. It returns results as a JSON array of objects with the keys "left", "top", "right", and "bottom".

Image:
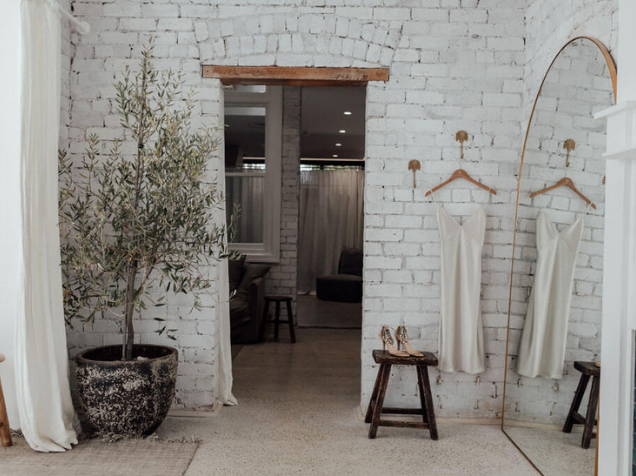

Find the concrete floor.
[
  {"left": 159, "top": 329, "right": 536, "bottom": 475},
  {"left": 296, "top": 294, "right": 361, "bottom": 328}
]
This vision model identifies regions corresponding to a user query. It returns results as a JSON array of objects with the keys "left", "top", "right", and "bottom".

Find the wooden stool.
[
  {"left": 365, "top": 350, "right": 438, "bottom": 440},
  {"left": 260, "top": 296, "right": 296, "bottom": 343},
  {"left": 563, "top": 361, "right": 600, "bottom": 449},
  {"left": 0, "top": 353, "right": 12, "bottom": 447}
]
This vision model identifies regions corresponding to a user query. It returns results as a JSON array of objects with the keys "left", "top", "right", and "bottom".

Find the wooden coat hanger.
[
  {"left": 424, "top": 130, "right": 497, "bottom": 197},
  {"left": 425, "top": 168, "right": 497, "bottom": 197},
  {"left": 528, "top": 138, "right": 597, "bottom": 209},
  {"left": 529, "top": 177, "right": 596, "bottom": 209}
]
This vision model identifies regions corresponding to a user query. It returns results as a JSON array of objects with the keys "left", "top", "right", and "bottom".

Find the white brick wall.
[
  {"left": 265, "top": 87, "right": 301, "bottom": 304},
  {"left": 60, "top": 0, "right": 72, "bottom": 150},
  {"left": 66, "top": 0, "right": 523, "bottom": 414},
  {"left": 361, "top": 0, "right": 526, "bottom": 418},
  {"left": 63, "top": 0, "right": 615, "bottom": 416},
  {"left": 524, "top": 0, "right": 618, "bottom": 118}
]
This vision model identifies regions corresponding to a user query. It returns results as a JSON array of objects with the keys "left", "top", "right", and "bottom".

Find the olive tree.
[{"left": 59, "top": 45, "right": 228, "bottom": 360}]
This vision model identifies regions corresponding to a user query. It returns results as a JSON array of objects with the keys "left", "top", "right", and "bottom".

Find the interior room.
[
  {"left": 2, "top": 1, "right": 636, "bottom": 475},
  {"left": 296, "top": 86, "right": 364, "bottom": 331},
  {"left": 225, "top": 84, "right": 365, "bottom": 346}
]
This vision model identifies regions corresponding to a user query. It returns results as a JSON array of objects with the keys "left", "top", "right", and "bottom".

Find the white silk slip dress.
[
  {"left": 437, "top": 206, "right": 486, "bottom": 374},
  {"left": 517, "top": 212, "right": 584, "bottom": 379}
]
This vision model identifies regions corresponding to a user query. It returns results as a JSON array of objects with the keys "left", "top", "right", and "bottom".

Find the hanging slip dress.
[
  {"left": 437, "top": 206, "right": 486, "bottom": 374},
  {"left": 517, "top": 211, "right": 584, "bottom": 379}
]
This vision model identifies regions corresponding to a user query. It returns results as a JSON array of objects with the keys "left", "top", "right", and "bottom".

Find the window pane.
[
  {"left": 224, "top": 106, "right": 266, "bottom": 173},
  {"left": 226, "top": 175, "right": 264, "bottom": 243}
]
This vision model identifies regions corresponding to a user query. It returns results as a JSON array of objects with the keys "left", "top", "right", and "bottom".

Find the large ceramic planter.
[{"left": 75, "top": 344, "right": 178, "bottom": 437}]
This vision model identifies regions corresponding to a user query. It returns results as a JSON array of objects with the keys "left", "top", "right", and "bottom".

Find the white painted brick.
[
  {"left": 366, "top": 44, "right": 381, "bottom": 63},
  {"left": 385, "top": 215, "right": 422, "bottom": 228},
  {"left": 483, "top": 93, "right": 521, "bottom": 108},
  {"left": 373, "top": 8, "right": 411, "bottom": 21},
  {"left": 366, "top": 228, "right": 403, "bottom": 242},
  {"left": 365, "top": 284, "right": 402, "bottom": 298},
  {"left": 366, "top": 256, "right": 402, "bottom": 270},
  {"left": 103, "top": 2, "right": 141, "bottom": 17},
  {"left": 99, "top": 32, "right": 138, "bottom": 44},
  {"left": 411, "top": 63, "right": 448, "bottom": 77},
  {"left": 450, "top": 9, "right": 488, "bottom": 23},
  {"left": 194, "top": 21, "right": 209, "bottom": 42},
  {"left": 141, "top": 4, "right": 178, "bottom": 18},
  {"left": 157, "top": 18, "right": 193, "bottom": 32}
]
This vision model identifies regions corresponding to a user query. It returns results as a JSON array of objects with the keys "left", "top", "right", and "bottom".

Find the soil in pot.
[{"left": 75, "top": 344, "right": 178, "bottom": 437}]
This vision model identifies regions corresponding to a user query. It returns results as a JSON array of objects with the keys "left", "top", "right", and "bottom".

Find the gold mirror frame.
[{"left": 500, "top": 36, "right": 617, "bottom": 475}]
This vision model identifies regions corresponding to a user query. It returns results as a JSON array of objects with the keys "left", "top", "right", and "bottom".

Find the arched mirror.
[{"left": 502, "top": 37, "right": 617, "bottom": 475}]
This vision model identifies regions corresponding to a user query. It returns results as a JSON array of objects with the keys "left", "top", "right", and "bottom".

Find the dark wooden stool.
[
  {"left": 365, "top": 350, "right": 438, "bottom": 440},
  {"left": 260, "top": 296, "right": 296, "bottom": 343},
  {"left": 563, "top": 361, "right": 600, "bottom": 449}
]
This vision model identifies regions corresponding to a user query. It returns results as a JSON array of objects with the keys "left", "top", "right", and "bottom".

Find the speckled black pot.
[{"left": 75, "top": 344, "right": 178, "bottom": 437}]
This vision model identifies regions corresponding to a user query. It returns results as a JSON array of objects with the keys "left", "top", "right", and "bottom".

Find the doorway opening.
[
  {"left": 223, "top": 82, "right": 366, "bottom": 392},
  {"left": 296, "top": 86, "right": 365, "bottom": 331}
]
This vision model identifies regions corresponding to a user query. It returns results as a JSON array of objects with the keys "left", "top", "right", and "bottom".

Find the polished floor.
[
  {"left": 159, "top": 329, "right": 536, "bottom": 475},
  {"left": 296, "top": 294, "right": 362, "bottom": 328}
]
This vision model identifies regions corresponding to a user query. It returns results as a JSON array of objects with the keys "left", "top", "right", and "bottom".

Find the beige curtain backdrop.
[{"left": 298, "top": 168, "right": 364, "bottom": 293}]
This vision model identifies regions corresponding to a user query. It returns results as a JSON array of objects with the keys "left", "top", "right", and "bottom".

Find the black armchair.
[{"left": 316, "top": 248, "right": 363, "bottom": 303}]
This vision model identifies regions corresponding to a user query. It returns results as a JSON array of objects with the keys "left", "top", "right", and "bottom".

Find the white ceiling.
[
  {"left": 301, "top": 86, "right": 366, "bottom": 160},
  {"left": 224, "top": 86, "right": 366, "bottom": 162}
]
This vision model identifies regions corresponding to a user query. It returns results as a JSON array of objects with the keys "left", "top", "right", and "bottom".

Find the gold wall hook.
[
  {"left": 455, "top": 130, "right": 469, "bottom": 160},
  {"left": 563, "top": 138, "right": 576, "bottom": 167},
  {"left": 408, "top": 159, "right": 421, "bottom": 188}
]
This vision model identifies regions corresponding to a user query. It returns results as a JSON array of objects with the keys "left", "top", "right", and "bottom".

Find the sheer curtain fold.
[
  {"left": 298, "top": 168, "right": 364, "bottom": 293},
  {"left": 214, "top": 166, "right": 237, "bottom": 406},
  {"left": 238, "top": 177, "right": 264, "bottom": 242},
  {"left": 214, "top": 257, "right": 237, "bottom": 406},
  {"left": 15, "top": 0, "right": 78, "bottom": 451}
]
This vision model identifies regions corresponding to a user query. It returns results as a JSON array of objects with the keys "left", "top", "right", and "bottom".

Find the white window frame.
[{"left": 224, "top": 86, "right": 282, "bottom": 263}]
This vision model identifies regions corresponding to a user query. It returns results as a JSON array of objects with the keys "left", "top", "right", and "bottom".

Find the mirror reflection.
[{"left": 503, "top": 38, "right": 615, "bottom": 475}]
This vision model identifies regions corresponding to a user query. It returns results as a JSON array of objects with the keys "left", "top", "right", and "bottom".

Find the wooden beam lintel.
[{"left": 201, "top": 65, "right": 390, "bottom": 86}]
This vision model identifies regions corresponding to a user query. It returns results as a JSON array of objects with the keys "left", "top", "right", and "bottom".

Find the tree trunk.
[{"left": 123, "top": 261, "right": 138, "bottom": 360}]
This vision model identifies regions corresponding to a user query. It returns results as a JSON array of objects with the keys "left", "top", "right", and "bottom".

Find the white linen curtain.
[
  {"left": 298, "top": 168, "right": 364, "bottom": 293},
  {"left": 214, "top": 257, "right": 237, "bottom": 406},
  {"left": 15, "top": 0, "right": 77, "bottom": 451},
  {"left": 214, "top": 170, "right": 237, "bottom": 406}
]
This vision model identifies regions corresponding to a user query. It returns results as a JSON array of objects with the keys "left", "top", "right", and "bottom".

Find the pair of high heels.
[{"left": 380, "top": 325, "right": 424, "bottom": 357}]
